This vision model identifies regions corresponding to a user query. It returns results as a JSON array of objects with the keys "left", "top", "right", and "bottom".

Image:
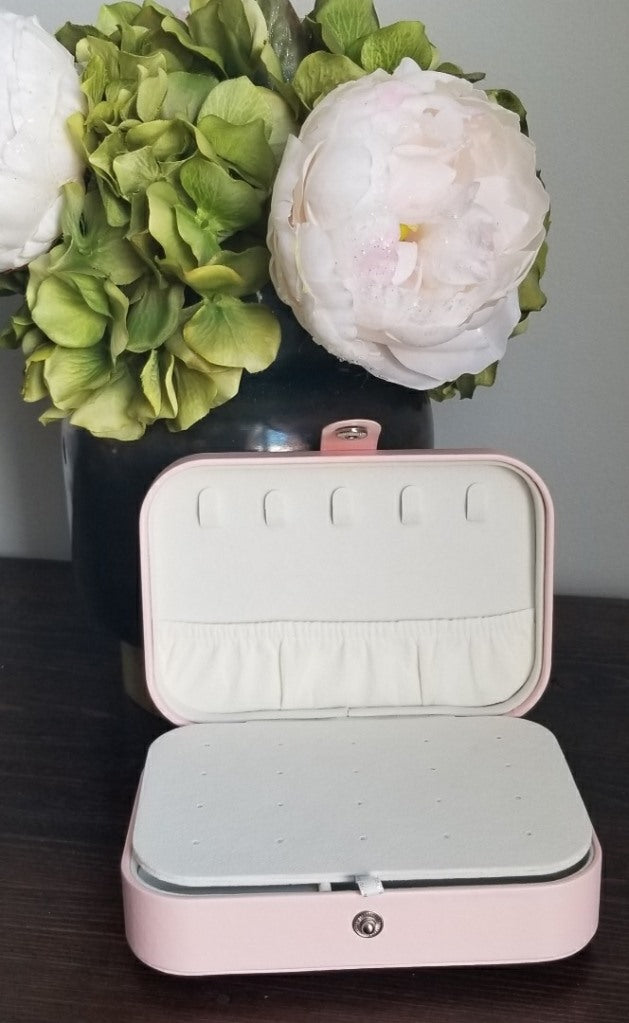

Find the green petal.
[
  {"left": 23, "top": 358, "right": 49, "bottom": 402},
  {"left": 199, "top": 76, "right": 273, "bottom": 136},
  {"left": 183, "top": 296, "right": 280, "bottom": 372},
  {"left": 43, "top": 345, "right": 111, "bottom": 408},
  {"left": 90, "top": 132, "right": 128, "bottom": 189},
  {"left": 140, "top": 349, "right": 163, "bottom": 415},
  {"left": 104, "top": 279, "right": 131, "bottom": 357},
  {"left": 113, "top": 146, "right": 161, "bottom": 197},
  {"left": 136, "top": 68, "right": 169, "bottom": 122},
  {"left": 126, "top": 281, "right": 184, "bottom": 352},
  {"left": 179, "top": 157, "right": 264, "bottom": 238},
  {"left": 160, "top": 70, "right": 219, "bottom": 121},
  {"left": 197, "top": 114, "right": 275, "bottom": 188},
  {"left": 161, "top": 13, "right": 226, "bottom": 72},
  {"left": 185, "top": 245, "right": 269, "bottom": 297},
  {"left": 184, "top": 264, "right": 244, "bottom": 294},
  {"left": 146, "top": 180, "right": 195, "bottom": 271},
  {"left": 68, "top": 273, "right": 111, "bottom": 316},
  {"left": 31, "top": 276, "right": 107, "bottom": 348},
  {"left": 169, "top": 361, "right": 220, "bottom": 431},
  {"left": 69, "top": 366, "right": 146, "bottom": 440},
  {"left": 175, "top": 206, "right": 220, "bottom": 265}
]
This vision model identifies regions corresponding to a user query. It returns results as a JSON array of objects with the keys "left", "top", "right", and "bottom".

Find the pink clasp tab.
[{"left": 320, "top": 420, "right": 382, "bottom": 453}]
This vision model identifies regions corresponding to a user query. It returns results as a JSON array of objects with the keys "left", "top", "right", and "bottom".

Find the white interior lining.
[{"left": 155, "top": 609, "right": 535, "bottom": 720}]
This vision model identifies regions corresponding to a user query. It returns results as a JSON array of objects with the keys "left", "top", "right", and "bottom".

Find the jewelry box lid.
[{"left": 140, "top": 422, "right": 553, "bottom": 725}]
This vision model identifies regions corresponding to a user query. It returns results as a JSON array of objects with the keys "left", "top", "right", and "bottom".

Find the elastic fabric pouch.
[{"left": 155, "top": 608, "right": 534, "bottom": 717}]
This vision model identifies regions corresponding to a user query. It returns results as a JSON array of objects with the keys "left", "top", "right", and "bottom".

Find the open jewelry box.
[{"left": 121, "top": 421, "right": 601, "bottom": 975}]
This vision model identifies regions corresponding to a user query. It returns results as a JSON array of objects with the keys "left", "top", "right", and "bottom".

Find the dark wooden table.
[{"left": 1, "top": 558, "right": 627, "bottom": 1023}]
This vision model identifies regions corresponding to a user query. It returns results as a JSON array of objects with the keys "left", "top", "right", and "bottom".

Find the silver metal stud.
[{"left": 352, "top": 911, "right": 384, "bottom": 938}]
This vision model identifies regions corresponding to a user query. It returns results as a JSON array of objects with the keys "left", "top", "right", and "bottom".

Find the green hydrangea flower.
[{"left": 1, "top": 0, "right": 297, "bottom": 439}]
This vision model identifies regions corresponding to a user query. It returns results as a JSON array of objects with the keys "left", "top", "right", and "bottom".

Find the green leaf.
[
  {"left": 435, "top": 62, "right": 485, "bottom": 83},
  {"left": 179, "top": 157, "right": 264, "bottom": 238},
  {"left": 293, "top": 51, "right": 365, "bottom": 109},
  {"left": 257, "top": 0, "right": 310, "bottom": 81},
  {"left": 126, "top": 281, "right": 184, "bottom": 352},
  {"left": 488, "top": 89, "right": 529, "bottom": 135},
  {"left": 55, "top": 21, "right": 107, "bottom": 57},
  {"left": 359, "top": 22, "right": 436, "bottom": 73},
  {"left": 30, "top": 276, "right": 107, "bottom": 348},
  {"left": 185, "top": 0, "right": 262, "bottom": 78},
  {"left": 519, "top": 243, "right": 548, "bottom": 314},
  {"left": 183, "top": 296, "right": 280, "bottom": 372},
  {"left": 0, "top": 321, "right": 20, "bottom": 351},
  {"left": 197, "top": 114, "right": 275, "bottom": 188},
  {"left": 43, "top": 345, "right": 111, "bottom": 408},
  {"left": 0, "top": 305, "right": 35, "bottom": 350},
  {"left": 429, "top": 363, "right": 498, "bottom": 402},
  {"left": 311, "top": 0, "right": 379, "bottom": 55}
]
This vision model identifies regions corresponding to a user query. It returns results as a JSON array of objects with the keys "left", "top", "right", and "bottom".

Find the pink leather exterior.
[
  {"left": 125, "top": 445, "right": 592, "bottom": 978},
  {"left": 140, "top": 449, "right": 555, "bottom": 725},
  {"left": 121, "top": 833, "right": 601, "bottom": 976}
]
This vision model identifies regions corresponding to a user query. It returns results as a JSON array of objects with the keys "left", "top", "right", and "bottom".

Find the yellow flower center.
[{"left": 399, "top": 223, "right": 422, "bottom": 242}]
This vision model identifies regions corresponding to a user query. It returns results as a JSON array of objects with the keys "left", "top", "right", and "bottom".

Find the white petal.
[{"left": 0, "top": 12, "right": 85, "bottom": 270}]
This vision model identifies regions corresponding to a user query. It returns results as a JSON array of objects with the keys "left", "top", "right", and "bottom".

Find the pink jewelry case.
[{"left": 121, "top": 421, "right": 601, "bottom": 975}]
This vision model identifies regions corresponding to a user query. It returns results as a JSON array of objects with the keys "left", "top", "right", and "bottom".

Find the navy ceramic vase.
[{"left": 62, "top": 288, "right": 433, "bottom": 702}]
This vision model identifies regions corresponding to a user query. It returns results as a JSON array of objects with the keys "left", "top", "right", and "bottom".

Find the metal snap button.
[
  {"left": 352, "top": 910, "right": 384, "bottom": 938},
  {"left": 335, "top": 425, "right": 369, "bottom": 441}
]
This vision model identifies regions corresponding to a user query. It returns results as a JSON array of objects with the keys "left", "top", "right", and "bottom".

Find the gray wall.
[{"left": 1, "top": 0, "right": 627, "bottom": 595}]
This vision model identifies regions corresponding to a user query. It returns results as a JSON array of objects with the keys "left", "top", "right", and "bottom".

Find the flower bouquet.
[
  {"left": 1, "top": 0, "right": 549, "bottom": 442},
  {"left": 0, "top": 1, "right": 551, "bottom": 695}
]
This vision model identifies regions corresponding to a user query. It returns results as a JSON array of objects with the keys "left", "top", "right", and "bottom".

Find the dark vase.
[{"left": 62, "top": 288, "right": 433, "bottom": 703}]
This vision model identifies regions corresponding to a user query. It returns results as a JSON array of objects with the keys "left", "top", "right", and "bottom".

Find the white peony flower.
[
  {"left": 268, "top": 59, "right": 550, "bottom": 389},
  {"left": 0, "top": 10, "right": 85, "bottom": 271}
]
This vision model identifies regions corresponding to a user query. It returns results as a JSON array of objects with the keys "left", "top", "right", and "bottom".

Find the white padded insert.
[
  {"left": 132, "top": 717, "right": 592, "bottom": 889},
  {"left": 143, "top": 456, "right": 546, "bottom": 720}
]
